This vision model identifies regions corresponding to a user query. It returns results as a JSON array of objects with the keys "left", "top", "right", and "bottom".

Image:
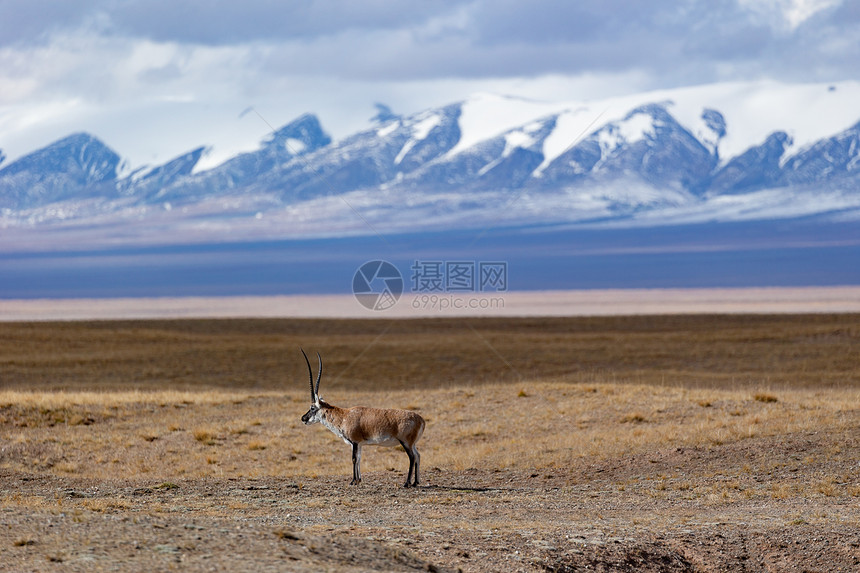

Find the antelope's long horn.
[
  {"left": 315, "top": 352, "right": 322, "bottom": 396},
  {"left": 301, "top": 348, "right": 315, "bottom": 400}
]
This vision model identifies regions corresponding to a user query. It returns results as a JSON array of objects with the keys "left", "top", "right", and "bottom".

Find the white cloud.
[
  {"left": 0, "top": 0, "right": 857, "bottom": 170},
  {"left": 738, "top": 0, "right": 842, "bottom": 30}
]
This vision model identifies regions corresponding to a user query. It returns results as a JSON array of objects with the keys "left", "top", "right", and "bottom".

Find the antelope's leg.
[
  {"left": 351, "top": 442, "right": 362, "bottom": 485},
  {"left": 400, "top": 440, "right": 416, "bottom": 488}
]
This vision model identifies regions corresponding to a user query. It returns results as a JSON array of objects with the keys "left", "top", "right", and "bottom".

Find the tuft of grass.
[
  {"left": 815, "top": 478, "right": 837, "bottom": 497},
  {"left": 80, "top": 498, "right": 131, "bottom": 513},
  {"left": 55, "top": 462, "right": 79, "bottom": 474},
  {"left": 620, "top": 413, "right": 647, "bottom": 424},
  {"left": 154, "top": 482, "right": 179, "bottom": 491},
  {"left": 770, "top": 484, "right": 793, "bottom": 499},
  {"left": 229, "top": 425, "right": 250, "bottom": 436},
  {"left": 193, "top": 429, "right": 217, "bottom": 445}
]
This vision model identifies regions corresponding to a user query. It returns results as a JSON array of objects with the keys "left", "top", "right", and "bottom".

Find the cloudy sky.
[{"left": 1, "top": 0, "right": 857, "bottom": 169}]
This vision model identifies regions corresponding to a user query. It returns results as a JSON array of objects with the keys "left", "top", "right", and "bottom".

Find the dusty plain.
[
  {"left": 1, "top": 313, "right": 859, "bottom": 571},
  {"left": 3, "top": 287, "right": 860, "bottom": 321}
]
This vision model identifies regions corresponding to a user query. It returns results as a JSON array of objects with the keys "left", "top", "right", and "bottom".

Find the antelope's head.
[{"left": 300, "top": 349, "right": 324, "bottom": 425}]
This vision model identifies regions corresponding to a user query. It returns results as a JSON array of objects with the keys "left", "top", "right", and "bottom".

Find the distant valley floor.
[{"left": 2, "top": 286, "right": 860, "bottom": 321}]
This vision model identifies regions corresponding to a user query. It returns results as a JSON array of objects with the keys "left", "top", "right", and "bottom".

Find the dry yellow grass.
[{"left": 2, "top": 381, "right": 857, "bottom": 490}]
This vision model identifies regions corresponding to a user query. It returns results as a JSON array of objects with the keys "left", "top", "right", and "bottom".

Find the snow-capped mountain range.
[{"left": 2, "top": 81, "right": 860, "bottom": 249}]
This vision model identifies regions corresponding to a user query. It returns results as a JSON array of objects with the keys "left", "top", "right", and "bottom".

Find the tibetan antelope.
[{"left": 299, "top": 349, "right": 426, "bottom": 487}]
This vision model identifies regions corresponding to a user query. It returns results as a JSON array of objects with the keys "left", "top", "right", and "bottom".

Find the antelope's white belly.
[{"left": 362, "top": 436, "right": 401, "bottom": 447}]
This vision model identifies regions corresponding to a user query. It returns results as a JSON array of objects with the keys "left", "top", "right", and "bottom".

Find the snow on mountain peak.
[
  {"left": 503, "top": 130, "right": 537, "bottom": 157},
  {"left": 376, "top": 120, "right": 400, "bottom": 138},
  {"left": 597, "top": 111, "right": 658, "bottom": 155},
  {"left": 661, "top": 81, "right": 860, "bottom": 163},
  {"left": 411, "top": 112, "right": 443, "bottom": 140},
  {"left": 447, "top": 81, "right": 860, "bottom": 169},
  {"left": 446, "top": 92, "right": 573, "bottom": 159},
  {"left": 394, "top": 112, "right": 444, "bottom": 165}
]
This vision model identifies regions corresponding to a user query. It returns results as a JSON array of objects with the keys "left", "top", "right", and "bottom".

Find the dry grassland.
[
  {"left": 1, "top": 314, "right": 859, "bottom": 571},
  {"left": 0, "top": 382, "right": 856, "bottom": 485}
]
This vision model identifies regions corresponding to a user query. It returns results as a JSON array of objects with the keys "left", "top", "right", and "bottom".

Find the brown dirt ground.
[
  {"left": 2, "top": 428, "right": 859, "bottom": 573},
  {"left": 2, "top": 418, "right": 859, "bottom": 572}
]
